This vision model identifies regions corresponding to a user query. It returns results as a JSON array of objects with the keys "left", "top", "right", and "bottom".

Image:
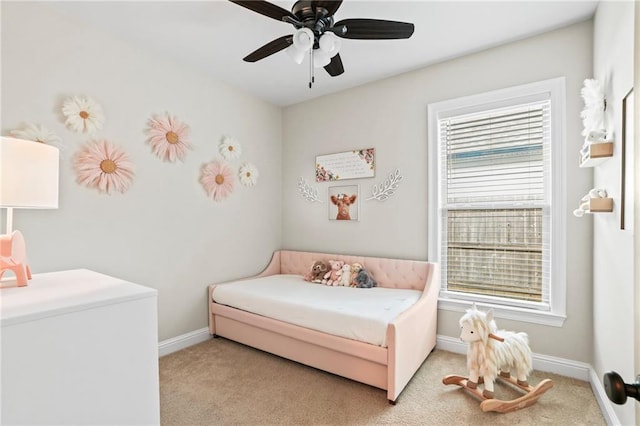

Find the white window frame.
[{"left": 427, "top": 77, "right": 567, "bottom": 326}]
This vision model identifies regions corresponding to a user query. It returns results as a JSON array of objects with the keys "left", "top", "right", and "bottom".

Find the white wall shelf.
[
  {"left": 588, "top": 197, "right": 613, "bottom": 213},
  {"left": 579, "top": 142, "right": 614, "bottom": 167}
]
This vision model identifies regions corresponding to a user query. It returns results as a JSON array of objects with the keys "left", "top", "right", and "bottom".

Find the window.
[{"left": 427, "top": 78, "right": 566, "bottom": 326}]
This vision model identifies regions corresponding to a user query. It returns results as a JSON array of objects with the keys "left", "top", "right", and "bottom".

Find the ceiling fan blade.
[
  {"left": 333, "top": 18, "right": 415, "bottom": 40},
  {"left": 324, "top": 53, "right": 344, "bottom": 77},
  {"left": 311, "top": 1, "right": 343, "bottom": 16},
  {"left": 243, "top": 35, "right": 293, "bottom": 62},
  {"left": 229, "top": 0, "right": 296, "bottom": 22}
]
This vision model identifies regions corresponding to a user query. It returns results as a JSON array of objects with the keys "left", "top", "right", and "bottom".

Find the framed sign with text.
[{"left": 315, "top": 148, "right": 375, "bottom": 182}]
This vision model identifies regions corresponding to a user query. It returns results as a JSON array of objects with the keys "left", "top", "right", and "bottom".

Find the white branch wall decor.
[
  {"left": 366, "top": 169, "right": 403, "bottom": 201},
  {"left": 298, "top": 176, "right": 323, "bottom": 203}
]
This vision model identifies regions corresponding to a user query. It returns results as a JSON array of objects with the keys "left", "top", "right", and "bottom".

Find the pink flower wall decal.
[
  {"left": 200, "top": 160, "right": 235, "bottom": 201},
  {"left": 73, "top": 139, "right": 135, "bottom": 194},
  {"left": 145, "top": 112, "right": 192, "bottom": 162}
]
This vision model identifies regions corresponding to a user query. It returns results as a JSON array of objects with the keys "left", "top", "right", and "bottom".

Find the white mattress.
[{"left": 212, "top": 274, "right": 422, "bottom": 347}]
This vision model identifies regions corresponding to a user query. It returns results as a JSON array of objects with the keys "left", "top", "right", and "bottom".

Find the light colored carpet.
[{"left": 159, "top": 337, "right": 605, "bottom": 425}]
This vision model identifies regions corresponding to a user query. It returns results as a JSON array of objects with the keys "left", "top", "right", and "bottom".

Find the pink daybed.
[{"left": 208, "top": 250, "right": 439, "bottom": 403}]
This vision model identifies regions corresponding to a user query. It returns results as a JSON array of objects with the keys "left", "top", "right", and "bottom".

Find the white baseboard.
[
  {"left": 436, "top": 335, "right": 620, "bottom": 424},
  {"left": 589, "top": 367, "right": 621, "bottom": 426},
  {"left": 158, "top": 327, "right": 211, "bottom": 357}
]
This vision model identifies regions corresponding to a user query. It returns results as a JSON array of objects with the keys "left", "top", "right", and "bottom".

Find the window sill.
[{"left": 438, "top": 297, "right": 567, "bottom": 327}]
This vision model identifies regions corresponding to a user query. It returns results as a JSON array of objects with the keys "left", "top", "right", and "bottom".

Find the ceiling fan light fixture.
[
  {"left": 312, "top": 49, "right": 331, "bottom": 68},
  {"left": 229, "top": 0, "right": 415, "bottom": 85},
  {"left": 318, "top": 33, "right": 341, "bottom": 57},
  {"left": 285, "top": 45, "right": 306, "bottom": 64},
  {"left": 292, "top": 27, "right": 314, "bottom": 51}
]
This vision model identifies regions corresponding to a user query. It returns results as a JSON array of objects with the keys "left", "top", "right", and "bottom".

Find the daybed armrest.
[
  {"left": 255, "top": 250, "right": 282, "bottom": 277},
  {"left": 386, "top": 263, "right": 440, "bottom": 401}
]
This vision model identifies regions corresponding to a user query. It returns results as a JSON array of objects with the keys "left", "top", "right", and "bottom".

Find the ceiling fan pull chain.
[{"left": 309, "top": 48, "right": 314, "bottom": 88}]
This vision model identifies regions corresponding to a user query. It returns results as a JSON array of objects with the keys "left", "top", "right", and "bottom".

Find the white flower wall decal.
[
  {"left": 239, "top": 162, "right": 259, "bottom": 187},
  {"left": 62, "top": 95, "right": 105, "bottom": 134},
  {"left": 219, "top": 135, "right": 242, "bottom": 160},
  {"left": 11, "top": 121, "right": 63, "bottom": 147}
]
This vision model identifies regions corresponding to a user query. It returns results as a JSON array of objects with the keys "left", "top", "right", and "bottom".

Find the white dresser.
[{"left": 0, "top": 269, "right": 160, "bottom": 425}]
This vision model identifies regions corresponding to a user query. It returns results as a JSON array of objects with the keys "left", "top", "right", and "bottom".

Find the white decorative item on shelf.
[
  {"left": 573, "top": 188, "right": 611, "bottom": 217},
  {"left": 580, "top": 78, "right": 607, "bottom": 138},
  {"left": 366, "top": 169, "right": 403, "bottom": 201},
  {"left": 298, "top": 176, "right": 322, "bottom": 203},
  {"left": 579, "top": 79, "right": 610, "bottom": 167},
  {"left": 585, "top": 129, "right": 607, "bottom": 143}
]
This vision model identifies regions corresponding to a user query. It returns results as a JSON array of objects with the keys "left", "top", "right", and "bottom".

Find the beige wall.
[
  {"left": 0, "top": 2, "right": 283, "bottom": 341},
  {"left": 283, "top": 21, "right": 595, "bottom": 362}
]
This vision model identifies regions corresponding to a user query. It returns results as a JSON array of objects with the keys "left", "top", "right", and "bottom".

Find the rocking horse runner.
[{"left": 443, "top": 304, "right": 553, "bottom": 413}]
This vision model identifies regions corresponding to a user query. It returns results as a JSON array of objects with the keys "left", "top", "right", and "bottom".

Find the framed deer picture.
[{"left": 329, "top": 185, "right": 359, "bottom": 221}]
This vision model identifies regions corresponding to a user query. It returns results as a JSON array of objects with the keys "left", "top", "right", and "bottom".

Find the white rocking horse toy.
[{"left": 443, "top": 304, "right": 553, "bottom": 413}]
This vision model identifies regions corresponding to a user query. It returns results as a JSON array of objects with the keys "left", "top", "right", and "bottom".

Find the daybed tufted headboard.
[{"left": 258, "top": 250, "right": 436, "bottom": 291}]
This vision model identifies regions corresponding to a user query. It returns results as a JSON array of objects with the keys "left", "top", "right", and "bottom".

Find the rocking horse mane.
[{"left": 459, "top": 306, "right": 498, "bottom": 345}]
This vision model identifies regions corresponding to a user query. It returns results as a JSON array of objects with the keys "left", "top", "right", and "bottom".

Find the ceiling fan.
[{"left": 229, "top": 0, "right": 415, "bottom": 87}]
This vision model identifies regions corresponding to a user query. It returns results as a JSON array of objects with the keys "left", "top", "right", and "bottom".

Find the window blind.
[{"left": 439, "top": 101, "right": 551, "bottom": 305}]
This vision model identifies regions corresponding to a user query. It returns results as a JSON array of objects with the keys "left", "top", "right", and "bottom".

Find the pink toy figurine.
[{"left": 0, "top": 231, "right": 31, "bottom": 286}]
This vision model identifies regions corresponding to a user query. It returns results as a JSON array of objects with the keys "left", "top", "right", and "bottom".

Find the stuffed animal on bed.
[
  {"left": 323, "top": 260, "right": 344, "bottom": 286},
  {"left": 306, "top": 260, "right": 329, "bottom": 284},
  {"left": 354, "top": 268, "right": 377, "bottom": 288},
  {"left": 350, "top": 263, "right": 363, "bottom": 287},
  {"left": 339, "top": 263, "right": 352, "bottom": 286},
  {"left": 303, "top": 261, "right": 315, "bottom": 281}
]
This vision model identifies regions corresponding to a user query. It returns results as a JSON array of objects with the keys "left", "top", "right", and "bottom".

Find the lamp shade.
[{"left": 0, "top": 137, "right": 59, "bottom": 209}]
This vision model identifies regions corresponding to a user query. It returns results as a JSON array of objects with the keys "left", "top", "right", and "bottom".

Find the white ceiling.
[{"left": 46, "top": 1, "right": 598, "bottom": 107}]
